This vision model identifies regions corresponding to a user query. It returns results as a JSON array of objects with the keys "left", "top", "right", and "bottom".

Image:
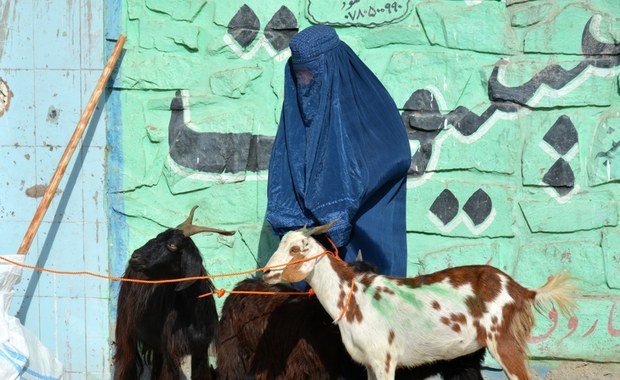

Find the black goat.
[
  {"left": 215, "top": 260, "right": 485, "bottom": 380},
  {"left": 215, "top": 277, "right": 348, "bottom": 380},
  {"left": 114, "top": 206, "right": 235, "bottom": 380}
]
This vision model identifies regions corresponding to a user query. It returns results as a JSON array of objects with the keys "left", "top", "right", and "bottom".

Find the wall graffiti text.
[{"left": 307, "top": 0, "right": 411, "bottom": 26}]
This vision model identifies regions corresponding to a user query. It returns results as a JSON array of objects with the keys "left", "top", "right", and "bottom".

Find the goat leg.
[{"left": 191, "top": 352, "right": 212, "bottom": 380}]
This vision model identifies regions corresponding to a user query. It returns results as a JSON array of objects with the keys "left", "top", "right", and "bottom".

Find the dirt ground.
[{"left": 531, "top": 361, "right": 620, "bottom": 380}]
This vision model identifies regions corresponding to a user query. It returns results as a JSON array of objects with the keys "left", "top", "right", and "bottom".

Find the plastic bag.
[{"left": 0, "top": 255, "right": 63, "bottom": 379}]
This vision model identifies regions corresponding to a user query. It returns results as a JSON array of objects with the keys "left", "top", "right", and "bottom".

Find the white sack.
[{"left": 0, "top": 255, "right": 63, "bottom": 379}]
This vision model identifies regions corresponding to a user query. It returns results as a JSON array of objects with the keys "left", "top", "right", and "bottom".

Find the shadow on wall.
[
  {"left": 14, "top": 101, "right": 105, "bottom": 323},
  {"left": 256, "top": 219, "right": 281, "bottom": 271}
]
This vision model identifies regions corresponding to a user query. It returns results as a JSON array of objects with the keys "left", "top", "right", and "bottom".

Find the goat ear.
[
  {"left": 304, "top": 219, "right": 338, "bottom": 236},
  {"left": 175, "top": 248, "right": 203, "bottom": 291},
  {"left": 175, "top": 279, "right": 196, "bottom": 292}
]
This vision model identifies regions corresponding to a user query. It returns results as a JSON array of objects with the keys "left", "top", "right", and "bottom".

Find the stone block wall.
[{"left": 108, "top": 0, "right": 620, "bottom": 369}]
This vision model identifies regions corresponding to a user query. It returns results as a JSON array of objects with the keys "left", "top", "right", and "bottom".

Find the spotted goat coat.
[{"left": 263, "top": 226, "right": 577, "bottom": 380}]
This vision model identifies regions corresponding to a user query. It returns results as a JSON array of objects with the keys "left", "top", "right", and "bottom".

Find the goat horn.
[
  {"left": 177, "top": 206, "right": 236, "bottom": 237},
  {"left": 303, "top": 220, "right": 337, "bottom": 237},
  {"left": 355, "top": 249, "right": 363, "bottom": 262}
]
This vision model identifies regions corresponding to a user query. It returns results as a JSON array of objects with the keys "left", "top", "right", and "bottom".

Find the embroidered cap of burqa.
[{"left": 267, "top": 26, "right": 411, "bottom": 276}]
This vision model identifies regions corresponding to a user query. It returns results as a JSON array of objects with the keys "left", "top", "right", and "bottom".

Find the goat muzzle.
[{"left": 177, "top": 205, "right": 236, "bottom": 237}]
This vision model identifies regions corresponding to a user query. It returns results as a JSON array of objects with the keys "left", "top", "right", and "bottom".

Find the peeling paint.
[
  {"left": 25, "top": 184, "right": 62, "bottom": 198},
  {"left": 0, "top": 77, "right": 13, "bottom": 116},
  {"left": 0, "top": 1, "right": 11, "bottom": 61},
  {"left": 46, "top": 106, "right": 60, "bottom": 123}
]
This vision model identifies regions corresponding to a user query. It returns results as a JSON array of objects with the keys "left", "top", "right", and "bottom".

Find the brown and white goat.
[
  {"left": 217, "top": 270, "right": 486, "bottom": 380},
  {"left": 262, "top": 223, "right": 578, "bottom": 380}
]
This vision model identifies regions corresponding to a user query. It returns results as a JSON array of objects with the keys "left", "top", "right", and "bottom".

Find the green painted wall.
[{"left": 108, "top": 0, "right": 620, "bottom": 366}]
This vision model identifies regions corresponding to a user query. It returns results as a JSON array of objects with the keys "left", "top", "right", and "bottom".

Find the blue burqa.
[{"left": 266, "top": 26, "right": 411, "bottom": 276}]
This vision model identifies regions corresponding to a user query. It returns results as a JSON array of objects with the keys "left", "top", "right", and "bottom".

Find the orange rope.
[
  {"left": 318, "top": 237, "right": 355, "bottom": 322},
  {"left": 0, "top": 250, "right": 327, "bottom": 285},
  {"left": 325, "top": 236, "right": 340, "bottom": 260},
  {"left": 0, "top": 236, "right": 348, "bottom": 307},
  {"left": 199, "top": 237, "right": 341, "bottom": 299},
  {"left": 0, "top": 237, "right": 340, "bottom": 299}
]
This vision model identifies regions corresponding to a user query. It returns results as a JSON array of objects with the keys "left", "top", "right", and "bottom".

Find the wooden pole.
[{"left": 16, "top": 35, "right": 127, "bottom": 256}]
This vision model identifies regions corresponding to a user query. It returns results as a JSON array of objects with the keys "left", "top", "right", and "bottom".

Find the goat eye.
[{"left": 167, "top": 243, "right": 178, "bottom": 252}]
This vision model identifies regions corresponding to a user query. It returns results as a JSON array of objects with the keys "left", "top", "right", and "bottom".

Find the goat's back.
[
  {"left": 215, "top": 278, "right": 485, "bottom": 380},
  {"left": 215, "top": 278, "right": 357, "bottom": 380}
]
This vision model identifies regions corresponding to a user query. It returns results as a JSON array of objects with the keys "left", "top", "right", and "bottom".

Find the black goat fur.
[{"left": 114, "top": 228, "right": 218, "bottom": 380}]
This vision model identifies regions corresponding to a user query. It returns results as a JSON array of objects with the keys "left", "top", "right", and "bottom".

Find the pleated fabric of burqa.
[{"left": 267, "top": 25, "right": 411, "bottom": 276}]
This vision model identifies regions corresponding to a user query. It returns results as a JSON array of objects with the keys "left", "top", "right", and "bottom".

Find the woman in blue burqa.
[{"left": 267, "top": 25, "right": 411, "bottom": 277}]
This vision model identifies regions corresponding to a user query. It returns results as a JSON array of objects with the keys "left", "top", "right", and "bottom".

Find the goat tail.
[{"left": 532, "top": 272, "right": 579, "bottom": 319}]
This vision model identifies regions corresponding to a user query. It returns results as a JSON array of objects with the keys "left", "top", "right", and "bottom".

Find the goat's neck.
[{"left": 306, "top": 253, "right": 356, "bottom": 322}]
